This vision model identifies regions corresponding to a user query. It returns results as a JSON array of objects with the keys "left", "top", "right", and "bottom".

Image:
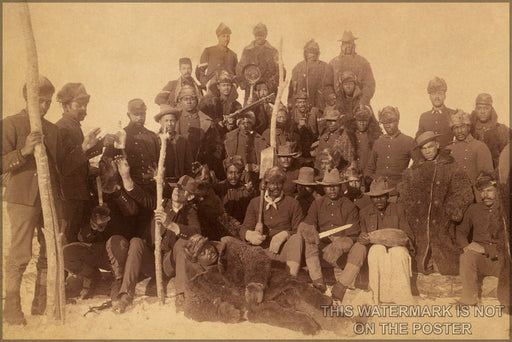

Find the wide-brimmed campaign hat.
[
  {"left": 154, "top": 104, "right": 181, "bottom": 123},
  {"left": 414, "top": 131, "right": 442, "bottom": 148},
  {"left": 364, "top": 177, "right": 395, "bottom": 196},
  {"left": 276, "top": 142, "right": 301, "bottom": 158},
  {"left": 293, "top": 167, "right": 317, "bottom": 186},
  {"left": 317, "top": 168, "right": 346, "bottom": 186}
]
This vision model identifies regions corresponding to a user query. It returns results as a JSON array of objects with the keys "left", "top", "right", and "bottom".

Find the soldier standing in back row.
[
  {"left": 237, "top": 23, "right": 281, "bottom": 104},
  {"left": 329, "top": 31, "right": 375, "bottom": 106},
  {"left": 470, "top": 93, "right": 511, "bottom": 169},
  {"left": 2, "top": 77, "right": 62, "bottom": 325},
  {"left": 416, "top": 77, "right": 456, "bottom": 149},
  {"left": 196, "top": 23, "right": 238, "bottom": 90},
  {"left": 56, "top": 83, "right": 104, "bottom": 244},
  {"left": 288, "top": 39, "right": 334, "bottom": 110}
]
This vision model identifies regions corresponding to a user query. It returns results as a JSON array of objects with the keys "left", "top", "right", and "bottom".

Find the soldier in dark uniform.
[
  {"left": 262, "top": 104, "right": 301, "bottom": 149},
  {"left": 353, "top": 105, "right": 382, "bottom": 181},
  {"left": 237, "top": 23, "right": 282, "bottom": 104},
  {"left": 196, "top": 23, "right": 238, "bottom": 90},
  {"left": 198, "top": 70, "right": 241, "bottom": 125},
  {"left": 288, "top": 39, "right": 334, "bottom": 110},
  {"left": 56, "top": 83, "right": 103, "bottom": 244},
  {"left": 416, "top": 77, "right": 456, "bottom": 149},
  {"left": 365, "top": 106, "right": 415, "bottom": 189},
  {"left": 470, "top": 93, "right": 511, "bottom": 169},
  {"left": 154, "top": 106, "right": 193, "bottom": 182},
  {"left": 276, "top": 142, "right": 302, "bottom": 197},
  {"left": 2, "top": 77, "right": 61, "bottom": 325},
  {"left": 290, "top": 91, "right": 319, "bottom": 161},
  {"left": 154, "top": 57, "right": 203, "bottom": 110}
]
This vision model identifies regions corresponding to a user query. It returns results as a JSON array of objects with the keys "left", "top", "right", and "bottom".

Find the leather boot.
[
  {"left": 4, "top": 292, "right": 27, "bottom": 325},
  {"left": 31, "top": 269, "right": 47, "bottom": 315},
  {"left": 80, "top": 269, "right": 102, "bottom": 300},
  {"left": 331, "top": 282, "right": 348, "bottom": 302}
]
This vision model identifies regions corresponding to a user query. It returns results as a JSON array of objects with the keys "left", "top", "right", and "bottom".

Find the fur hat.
[
  {"left": 127, "top": 98, "right": 146, "bottom": 114},
  {"left": 304, "top": 39, "right": 320, "bottom": 53},
  {"left": 216, "top": 22, "right": 231, "bottom": 36},
  {"left": 22, "top": 76, "right": 55, "bottom": 100},
  {"left": 56, "top": 83, "right": 90, "bottom": 104},
  {"left": 263, "top": 166, "right": 286, "bottom": 184},
  {"left": 448, "top": 109, "right": 471, "bottom": 128},
  {"left": 354, "top": 105, "right": 373, "bottom": 120},
  {"left": 178, "top": 85, "right": 199, "bottom": 100},
  {"left": 475, "top": 171, "right": 497, "bottom": 191},
  {"left": 223, "top": 155, "right": 245, "bottom": 171},
  {"left": 340, "top": 71, "right": 357, "bottom": 84},
  {"left": 324, "top": 108, "right": 341, "bottom": 121},
  {"left": 237, "top": 110, "right": 256, "bottom": 126},
  {"left": 253, "top": 23, "right": 268, "bottom": 37},
  {"left": 475, "top": 93, "right": 493, "bottom": 106},
  {"left": 378, "top": 106, "right": 400, "bottom": 123},
  {"left": 427, "top": 77, "right": 447, "bottom": 94},
  {"left": 294, "top": 90, "right": 308, "bottom": 100}
]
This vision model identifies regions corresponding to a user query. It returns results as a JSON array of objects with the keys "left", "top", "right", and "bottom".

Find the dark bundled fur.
[
  {"left": 398, "top": 150, "right": 474, "bottom": 275},
  {"left": 183, "top": 236, "right": 334, "bottom": 335}
]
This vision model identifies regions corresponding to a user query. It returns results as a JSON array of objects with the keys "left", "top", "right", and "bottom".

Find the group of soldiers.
[{"left": 2, "top": 23, "right": 511, "bottom": 333}]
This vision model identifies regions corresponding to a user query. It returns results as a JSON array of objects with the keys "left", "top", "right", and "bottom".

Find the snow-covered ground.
[{"left": 3, "top": 202, "right": 510, "bottom": 339}]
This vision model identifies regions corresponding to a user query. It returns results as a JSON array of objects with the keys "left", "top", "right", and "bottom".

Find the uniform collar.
[
  {"left": 384, "top": 130, "right": 401, "bottom": 139},
  {"left": 431, "top": 105, "right": 446, "bottom": 114}
]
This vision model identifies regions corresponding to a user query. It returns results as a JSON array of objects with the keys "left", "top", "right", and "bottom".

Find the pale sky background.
[{"left": 2, "top": 2, "right": 509, "bottom": 137}]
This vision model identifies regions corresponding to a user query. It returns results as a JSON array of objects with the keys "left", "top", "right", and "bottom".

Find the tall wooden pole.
[
  {"left": 18, "top": 3, "right": 65, "bottom": 322},
  {"left": 154, "top": 133, "right": 168, "bottom": 304}
]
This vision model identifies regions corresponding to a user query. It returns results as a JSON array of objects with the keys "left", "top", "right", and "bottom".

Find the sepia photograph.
[{"left": 2, "top": 2, "right": 510, "bottom": 339}]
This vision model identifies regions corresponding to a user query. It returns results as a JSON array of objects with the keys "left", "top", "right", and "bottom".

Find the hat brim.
[
  {"left": 293, "top": 180, "right": 318, "bottom": 186},
  {"left": 277, "top": 152, "right": 302, "bottom": 158},
  {"left": 316, "top": 180, "right": 347, "bottom": 186},
  {"left": 414, "top": 134, "right": 443, "bottom": 149},
  {"left": 154, "top": 108, "right": 182, "bottom": 123},
  {"left": 364, "top": 187, "right": 395, "bottom": 196},
  {"left": 338, "top": 37, "right": 358, "bottom": 42}
]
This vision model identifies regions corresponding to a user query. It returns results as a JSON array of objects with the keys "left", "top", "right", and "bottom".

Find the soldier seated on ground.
[
  {"left": 296, "top": 168, "right": 360, "bottom": 296},
  {"left": 358, "top": 178, "right": 415, "bottom": 304},
  {"left": 182, "top": 234, "right": 337, "bottom": 335}
]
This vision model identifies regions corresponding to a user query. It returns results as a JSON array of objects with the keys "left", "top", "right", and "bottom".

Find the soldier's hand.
[
  {"left": 154, "top": 209, "right": 168, "bottom": 228},
  {"left": 82, "top": 127, "right": 102, "bottom": 152},
  {"left": 114, "top": 157, "right": 131, "bottom": 178},
  {"left": 269, "top": 230, "right": 289, "bottom": 254},
  {"left": 255, "top": 222, "right": 264, "bottom": 234},
  {"left": 21, "top": 131, "right": 43, "bottom": 156},
  {"left": 102, "top": 133, "right": 118, "bottom": 147},
  {"left": 246, "top": 230, "right": 266, "bottom": 245},
  {"left": 357, "top": 232, "right": 370, "bottom": 246},
  {"left": 244, "top": 181, "right": 254, "bottom": 193}
]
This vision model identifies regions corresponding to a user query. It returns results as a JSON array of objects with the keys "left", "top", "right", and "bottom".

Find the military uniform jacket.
[
  {"left": 304, "top": 195, "right": 360, "bottom": 239},
  {"left": 196, "top": 45, "right": 238, "bottom": 88},
  {"left": 57, "top": 113, "right": 102, "bottom": 201},
  {"left": 329, "top": 53, "right": 375, "bottom": 105},
  {"left": 445, "top": 135, "right": 493, "bottom": 183},
  {"left": 288, "top": 59, "right": 334, "bottom": 109},
  {"left": 365, "top": 131, "right": 415, "bottom": 187},
  {"left": 224, "top": 128, "right": 269, "bottom": 166},
  {"left": 2, "top": 110, "right": 62, "bottom": 206},
  {"left": 359, "top": 202, "right": 414, "bottom": 241},
  {"left": 416, "top": 105, "right": 455, "bottom": 149},
  {"left": 124, "top": 122, "right": 160, "bottom": 185},
  {"left": 240, "top": 195, "right": 304, "bottom": 247}
]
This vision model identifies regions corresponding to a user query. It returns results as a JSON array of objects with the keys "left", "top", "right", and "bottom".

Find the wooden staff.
[
  {"left": 154, "top": 132, "right": 168, "bottom": 304},
  {"left": 96, "top": 176, "right": 103, "bottom": 206},
  {"left": 18, "top": 3, "right": 65, "bottom": 322},
  {"left": 256, "top": 38, "right": 288, "bottom": 233}
]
